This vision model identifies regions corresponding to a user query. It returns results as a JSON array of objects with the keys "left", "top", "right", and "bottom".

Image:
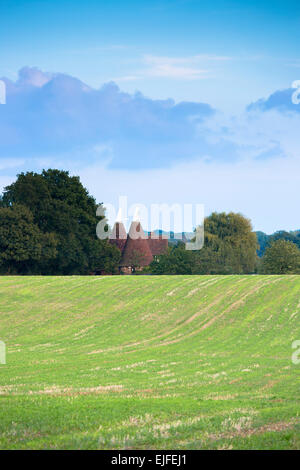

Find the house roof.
[
  {"left": 109, "top": 221, "right": 127, "bottom": 252},
  {"left": 120, "top": 221, "right": 153, "bottom": 267},
  {"left": 148, "top": 232, "right": 168, "bottom": 256}
]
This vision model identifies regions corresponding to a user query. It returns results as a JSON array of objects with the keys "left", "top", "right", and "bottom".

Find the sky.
[{"left": 0, "top": 0, "right": 300, "bottom": 233}]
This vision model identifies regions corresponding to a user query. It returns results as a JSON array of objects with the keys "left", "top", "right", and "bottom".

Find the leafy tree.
[
  {"left": 193, "top": 212, "right": 258, "bottom": 274},
  {"left": 255, "top": 230, "right": 300, "bottom": 258},
  {"left": 148, "top": 212, "right": 258, "bottom": 275},
  {"left": 269, "top": 230, "right": 300, "bottom": 250},
  {"left": 92, "top": 240, "right": 122, "bottom": 274},
  {"left": 0, "top": 205, "right": 57, "bottom": 274},
  {"left": 260, "top": 240, "right": 300, "bottom": 274},
  {"left": 148, "top": 243, "right": 194, "bottom": 274},
  {"left": 1, "top": 169, "right": 120, "bottom": 274}
]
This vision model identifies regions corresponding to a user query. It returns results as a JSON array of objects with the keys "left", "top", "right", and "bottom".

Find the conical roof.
[
  {"left": 109, "top": 221, "right": 127, "bottom": 252},
  {"left": 148, "top": 231, "right": 168, "bottom": 256},
  {"left": 120, "top": 221, "right": 153, "bottom": 267}
]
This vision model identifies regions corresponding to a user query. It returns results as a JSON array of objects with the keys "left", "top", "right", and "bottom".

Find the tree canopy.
[
  {"left": 256, "top": 229, "right": 300, "bottom": 257},
  {"left": 193, "top": 212, "right": 258, "bottom": 274},
  {"left": 148, "top": 242, "right": 194, "bottom": 275},
  {"left": 0, "top": 204, "right": 57, "bottom": 274},
  {"left": 147, "top": 212, "right": 258, "bottom": 275},
  {"left": 260, "top": 240, "right": 300, "bottom": 274},
  {"left": 0, "top": 170, "right": 120, "bottom": 274}
]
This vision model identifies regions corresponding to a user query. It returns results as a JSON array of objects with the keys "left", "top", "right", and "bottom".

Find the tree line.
[
  {"left": 147, "top": 230, "right": 300, "bottom": 275},
  {"left": 0, "top": 169, "right": 299, "bottom": 275}
]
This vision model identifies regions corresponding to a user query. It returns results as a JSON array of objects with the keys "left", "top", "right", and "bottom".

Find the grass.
[{"left": 0, "top": 275, "right": 299, "bottom": 450}]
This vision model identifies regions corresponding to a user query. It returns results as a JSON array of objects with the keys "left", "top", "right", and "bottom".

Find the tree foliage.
[
  {"left": 260, "top": 240, "right": 300, "bottom": 274},
  {"left": 256, "top": 229, "right": 300, "bottom": 257},
  {"left": 1, "top": 170, "right": 120, "bottom": 274},
  {"left": 148, "top": 212, "right": 258, "bottom": 275},
  {"left": 193, "top": 212, "right": 258, "bottom": 274},
  {"left": 148, "top": 242, "right": 194, "bottom": 274},
  {"left": 0, "top": 205, "right": 57, "bottom": 274}
]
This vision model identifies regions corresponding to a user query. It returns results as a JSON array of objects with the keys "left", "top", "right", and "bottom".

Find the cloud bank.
[
  {"left": 1, "top": 67, "right": 299, "bottom": 173},
  {"left": 0, "top": 67, "right": 216, "bottom": 170},
  {"left": 248, "top": 87, "right": 300, "bottom": 113},
  {"left": 0, "top": 67, "right": 300, "bottom": 233}
]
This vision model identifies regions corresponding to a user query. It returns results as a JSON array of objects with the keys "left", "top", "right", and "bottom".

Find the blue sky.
[
  {"left": 0, "top": 0, "right": 300, "bottom": 232},
  {"left": 1, "top": 0, "right": 300, "bottom": 109}
]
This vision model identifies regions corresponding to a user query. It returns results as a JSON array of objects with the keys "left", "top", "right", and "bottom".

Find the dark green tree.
[
  {"left": 148, "top": 242, "right": 194, "bottom": 274},
  {"left": 0, "top": 205, "right": 57, "bottom": 274},
  {"left": 2, "top": 170, "right": 120, "bottom": 274},
  {"left": 260, "top": 239, "right": 300, "bottom": 274}
]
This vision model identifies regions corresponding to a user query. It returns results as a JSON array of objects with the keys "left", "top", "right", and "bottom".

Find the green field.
[{"left": 0, "top": 275, "right": 299, "bottom": 450}]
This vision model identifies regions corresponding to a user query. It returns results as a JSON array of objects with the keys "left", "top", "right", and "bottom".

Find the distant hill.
[{"left": 255, "top": 229, "right": 300, "bottom": 257}]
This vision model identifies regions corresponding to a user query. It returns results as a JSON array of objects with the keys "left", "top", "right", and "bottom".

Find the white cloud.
[
  {"left": 144, "top": 63, "right": 208, "bottom": 80},
  {"left": 144, "top": 54, "right": 231, "bottom": 65},
  {"left": 141, "top": 54, "right": 231, "bottom": 80},
  {"left": 113, "top": 54, "right": 232, "bottom": 81},
  {"left": 200, "top": 108, "right": 300, "bottom": 161},
  {"left": 18, "top": 67, "right": 53, "bottom": 87},
  {"left": 0, "top": 67, "right": 215, "bottom": 168}
]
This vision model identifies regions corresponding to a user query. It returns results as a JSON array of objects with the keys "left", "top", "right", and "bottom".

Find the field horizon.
[{"left": 0, "top": 275, "right": 299, "bottom": 450}]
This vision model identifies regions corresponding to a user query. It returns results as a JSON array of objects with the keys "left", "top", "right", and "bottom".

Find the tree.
[
  {"left": 255, "top": 230, "right": 300, "bottom": 258},
  {"left": 0, "top": 205, "right": 57, "bottom": 274},
  {"left": 1, "top": 169, "right": 120, "bottom": 274},
  {"left": 92, "top": 240, "right": 122, "bottom": 274},
  {"left": 269, "top": 230, "right": 300, "bottom": 250},
  {"left": 193, "top": 212, "right": 258, "bottom": 274},
  {"left": 148, "top": 212, "right": 258, "bottom": 275},
  {"left": 148, "top": 243, "right": 194, "bottom": 274},
  {"left": 260, "top": 240, "right": 300, "bottom": 274}
]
